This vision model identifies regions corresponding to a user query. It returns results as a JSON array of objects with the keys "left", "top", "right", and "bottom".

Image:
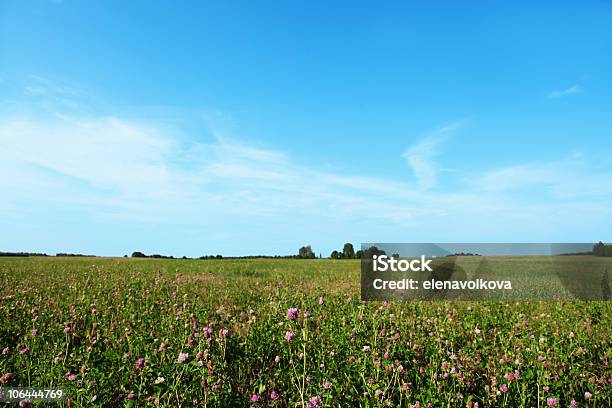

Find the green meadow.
[{"left": 1, "top": 257, "right": 610, "bottom": 407}]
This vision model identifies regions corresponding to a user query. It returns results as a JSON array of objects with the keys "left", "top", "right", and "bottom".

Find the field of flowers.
[{"left": 0, "top": 257, "right": 610, "bottom": 407}]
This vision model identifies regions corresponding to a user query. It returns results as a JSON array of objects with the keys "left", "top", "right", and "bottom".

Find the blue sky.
[{"left": 1, "top": 0, "right": 611, "bottom": 257}]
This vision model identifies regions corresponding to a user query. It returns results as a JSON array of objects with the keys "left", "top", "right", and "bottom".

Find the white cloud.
[
  {"left": 470, "top": 159, "right": 612, "bottom": 198},
  {"left": 0, "top": 114, "right": 424, "bottom": 225},
  {"left": 2, "top": 113, "right": 609, "bottom": 220},
  {"left": 402, "top": 120, "right": 465, "bottom": 190},
  {"left": 0, "top": 115, "right": 175, "bottom": 195},
  {"left": 1, "top": 107, "right": 611, "bottom": 254},
  {"left": 547, "top": 84, "right": 582, "bottom": 99}
]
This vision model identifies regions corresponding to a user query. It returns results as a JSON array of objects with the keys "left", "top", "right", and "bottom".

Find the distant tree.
[
  {"left": 355, "top": 250, "right": 364, "bottom": 259},
  {"left": 593, "top": 242, "right": 612, "bottom": 257},
  {"left": 0, "top": 252, "right": 48, "bottom": 257},
  {"left": 392, "top": 253, "right": 400, "bottom": 259},
  {"left": 298, "top": 245, "right": 315, "bottom": 259},
  {"left": 363, "top": 246, "right": 386, "bottom": 259},
  {"left": 131, "top": 251, "right": 146, "bottom": 258},
  {"left": 343, "top": 243, "right": 355, "bottom": 259},
  {"left": 330, "top": 250, "right": 339, "bottom": 259}
]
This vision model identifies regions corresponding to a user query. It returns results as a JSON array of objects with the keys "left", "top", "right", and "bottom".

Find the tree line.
[
  {"left": 593, "top": 242, "right": 612, "bottom": 257},
  {"left": 330, "top": 244, "right": 389, "bottom": 259},
  {"left": 10, "top": 242, "right": 608, "bottom": 260},
  {"left": 131, "top": 252, "right": 178, "bottom": 259},
  {"left": 1, "top": 252, "right": 94, "bottom": 257},
  {"left": 131, "top": 244, "right": 379, "bottom": 260},
  {"left": 130, "top": 247, "right": 322, "bottom": 260},
  {"left": 330, "top": 243, "right": 358, "bottom": 259},
  {"left": 0, "top": 251, "right": 49, "bottom": 257},
  {"left": 1, "top": 244, "right": 382, "bottom": 260}
]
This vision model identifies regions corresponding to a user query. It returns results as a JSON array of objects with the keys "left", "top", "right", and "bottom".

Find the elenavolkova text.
[{"left": 372, "top": 278, "right": 512, "bottom": 290}]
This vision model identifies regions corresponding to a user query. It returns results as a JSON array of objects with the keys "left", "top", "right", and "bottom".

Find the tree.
[
  {"left": 355, "top": 250, "right": 364, "bottom": 259},
  {"left": 593, "top": 242, "right": 605, "bottom": 256},
  {"left": 343, "top": 243, "right": 355, "bottom": 259},
  {"left": 131, "top": 251, "right": 146, "bottom": 258},
  {"left": 298, "top": 245, "right": 315, "bottom": 259},
  {"left": 363, "top": 246, "right": 386, "bottom": 259},
  {"left": 330, "top": 250, "right": 339, "bottom": 259},
  {"left": 593, "top": 242, "right": 612, "bottom": 257}
]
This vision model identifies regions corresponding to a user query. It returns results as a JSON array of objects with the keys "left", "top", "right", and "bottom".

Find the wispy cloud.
[
  {"left": 24, "top": 75, "right": 80, "bottom": 96},
  {"left": 1, "top": 81, "right": 611, "bottom": 254},
  {"left": 547, "top": 84, "right": 582, "bottom": 99},
  {"left": 0, "top": 113, "right": 416, "bottom": 224},
  {"left": 469, "top": 159, "right": 612, "bottom": 198},
  {"left": 402, "top": 120, "right": 466, "bottom": 190},
  {"left": 3, "top": 111, "right": 607, "bottom": 230}
]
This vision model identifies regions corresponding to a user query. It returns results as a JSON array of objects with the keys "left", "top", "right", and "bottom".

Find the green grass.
[{"left": 0, "top": 257, "right": 610, "bottom": 407}]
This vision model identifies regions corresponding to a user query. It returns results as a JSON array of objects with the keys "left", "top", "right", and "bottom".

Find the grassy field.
[{"left": 0, "top": 257, "right": 610, "bottom": 407}]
